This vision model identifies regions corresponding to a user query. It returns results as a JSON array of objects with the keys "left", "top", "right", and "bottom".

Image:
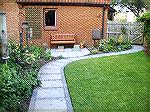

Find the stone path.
[
  {"left": 51, "top": 48, "right": 90, "bottom": 58},
  {"left": 28, "top": 45, "right": 144, "bottom": 112}
]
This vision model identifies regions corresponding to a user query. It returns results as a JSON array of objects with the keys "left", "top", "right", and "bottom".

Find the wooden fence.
[{"left": 107, "top": 21, "right": 144, "bottom": 44}]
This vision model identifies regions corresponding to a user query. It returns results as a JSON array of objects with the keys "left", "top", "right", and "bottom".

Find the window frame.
[{"left": 44, "top": 8, "right": 58, "bottom": 31}]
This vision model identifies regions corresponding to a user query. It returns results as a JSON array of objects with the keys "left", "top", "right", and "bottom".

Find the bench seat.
[
  {"left": 50, "top": 34, "right": 76, "bottom": 47},
  {"left": 51, "top": 40, "right": 76, "bottom": 44}
]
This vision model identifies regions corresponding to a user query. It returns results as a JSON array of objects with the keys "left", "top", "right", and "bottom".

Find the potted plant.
[{"left": 80, "top": 41, "right": 85, "bottom": 49}]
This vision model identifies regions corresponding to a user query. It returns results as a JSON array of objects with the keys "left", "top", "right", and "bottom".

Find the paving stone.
[
  {"left": 41, "top": 80, "right": 63, "bottom": 88},
  {"left": 36, "top": 88, "right": 65, "bottom": 99},
  {"left": 34, "top": 98, "right": 67, "bottom": 111},
  {"left": 41, "top": 69, "right": 61, "bottom": 74},
  {"left": 41, "top": 66, "right": 62, "bottom": 70},
  {"left": 51, "top": 48, "right": 90, "bottom": 58},
  {"left": 55, "top": 59, "right": 71, "bottom": 64},
  {"left": 46, "top": 63, "right": 66, "bottom": 68},
  {"left": 39, "top": 74, "right": 62, "bottom": 80},
  {"left": 42, "top": 65, "right": 64, "bottom": 70}
]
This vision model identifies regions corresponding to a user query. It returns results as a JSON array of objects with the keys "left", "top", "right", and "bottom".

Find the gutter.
[{"left": 101, "top": 5, "right": 106, "bottom": 39}]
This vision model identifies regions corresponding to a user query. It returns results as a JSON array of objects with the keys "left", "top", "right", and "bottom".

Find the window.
[{"left": 44, "top": 9, "right": 57, "bottom": 30}]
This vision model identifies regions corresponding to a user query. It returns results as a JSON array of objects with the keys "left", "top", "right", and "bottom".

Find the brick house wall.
[
  {"left": 0, "top": 2, "right": 3, "bottom": 11},
  {"left": 2, "top": 1, "right": 20, "bottom": 42},
  {"left": 2, "top": 0, "right": 110, "bottom": 48},
  {"left": 22, "top": 5, "right": 108, "bottom": 47}
]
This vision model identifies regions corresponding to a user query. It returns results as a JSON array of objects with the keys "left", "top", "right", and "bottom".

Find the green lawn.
[
  {"left": 0, "top": 62, "right": 2, "bottom": 86},
  {"left": 65, "top": 51, "right": 150, "bottom": 112},
  {"left": 0, "top": 62, "right": 3, "bottom": 110}
]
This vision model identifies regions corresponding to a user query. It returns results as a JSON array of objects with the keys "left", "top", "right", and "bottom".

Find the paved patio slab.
[
  {"left": 41, "top": 80, "right": 63, "bottom": 88},
  {"left": 36, "top": 88, "right": 65, "bottom": 99},
  {"left": 34, "top": 98, "right": 67, "bottom": 110},
  {"left": 38, "top": 74, "right": 62, "bottom": 81},
  {"left": 51, "top": 48, "right": 90, "bottom": 58},
  {"left": 40, "top": 69, "right": 61, "bottom": 74}
]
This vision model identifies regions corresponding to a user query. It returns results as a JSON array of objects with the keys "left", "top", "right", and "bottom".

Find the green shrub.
[
  {"left": 1, "top": 42, "right": 51, "bottom": 111},
  {"left": 43, "top": 49, "right": 51, "bottom": 60},
  {"left": 120, "top": 41, "right": 132, "bottom": 50},
  {"left": 2, "top": 64, "right": 40, "bottom": 111},
  {"left": 99, "top": 38, "right": 132, "bottom": 53},
  {"left": 28, "top": 45, "right": 51, "bottom": 61},
  {"left": 28, "top": 45, "right": 44, "bottom": 59},
  {"left": 90, "top": 48, "right": 99, "bottom": 54},
  {"left": 138, "top": 12, "right": 150, "bottom": 48}
]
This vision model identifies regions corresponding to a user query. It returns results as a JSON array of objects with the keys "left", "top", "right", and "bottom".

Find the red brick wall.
[
  {"left": 2, "top": 2, "right": 109, "bottom": 48},
  {"left": 0, "top": 2, "right": 3, "bottom": 10},
  {"left": 3, "top": 2, "right": 20, "bottom": 42},
  {"left": 23, "top": 5, "right": 108, "bottom": 47}
]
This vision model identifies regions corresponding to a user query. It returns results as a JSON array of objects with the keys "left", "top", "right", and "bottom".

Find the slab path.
[{"left": 29, "top": 45, "right": 144, "bottom": 112}]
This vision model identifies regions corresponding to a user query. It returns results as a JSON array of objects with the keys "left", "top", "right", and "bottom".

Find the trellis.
[{"left": 25, "top": 7, "right": 43, "bottom": 39}]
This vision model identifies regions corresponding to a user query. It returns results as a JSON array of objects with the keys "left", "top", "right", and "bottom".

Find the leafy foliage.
[
  {"left": 2, "top": 64, "right": 40, "bottom": 111},
  {"left": 1, "top": 42, "right": 51, "bottom": 111},
  {"left": 99, "top": 38, "right": 132, "bottom": 53},
  {"left": 112, "top": 0, "right": 148, "bottom": 17},
  {"left": 138, "top": 12, "right": 150, "bottom": 48}
]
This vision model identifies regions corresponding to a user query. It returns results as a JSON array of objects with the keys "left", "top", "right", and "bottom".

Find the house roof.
[{"left": 16, "top": 0, "right": 111, "bottom": 5}]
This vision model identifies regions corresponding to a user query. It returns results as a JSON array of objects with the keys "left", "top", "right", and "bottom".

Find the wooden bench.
[{"left": 50, "top": 34, "right": 76, "bottom": 47}]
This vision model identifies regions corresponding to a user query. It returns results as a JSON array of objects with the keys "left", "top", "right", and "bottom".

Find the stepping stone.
[
  {"left": 46, "top": 63, "right": 66, "bottom": 68},
  {"left": 41, "top": 80, "right": 63, "bottom": 88},
  {"left": 34, "top": 98, "right": 67, "bottom": 111},
  {"left": 39, "top": 74, "right": 62, "bottom": 80},
  {"left": 36, "top": 88, "right": 65, "bottom": 99},
  {"left": 40, "top": 69, "right": 61, "bottom": 74},
  {"left": 55, "top": 59, "right": 71, "bottom": 64},
  {"left": 41, "top": 66, "right": 63, "bottom": 70}
]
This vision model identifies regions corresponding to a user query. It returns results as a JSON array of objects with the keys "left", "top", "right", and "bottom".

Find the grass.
[
  {"left": 0, "top": 62, "right": 3, "bottom": 110},
  {"left": 0, "top": 62, "right": 2, "bottom": 86},
  {"left": 65, "top": 51, "right": 150, "bottom": 112}
]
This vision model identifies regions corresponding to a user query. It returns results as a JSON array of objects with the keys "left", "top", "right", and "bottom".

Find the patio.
[{"left": 51, "top": 48, "right": 90, "bottom": 58}]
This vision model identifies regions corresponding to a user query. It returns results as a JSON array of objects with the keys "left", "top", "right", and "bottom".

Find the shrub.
[
  {"left": 90, "top": 48, "right": 99, "bottom": 54},
  {"left": 2, "top": 64, "right": 40, "bottom": 111},
  {"left": 99, "top": 38, "right": 132, "bottom": 53},
  {"left": 1, "top": 42, "right": 51, "bottom": 111},
  {"left": 28, "top": 45, "right": 44, "bottom": 59},
  {"left": 43, "top": 49, "right": 51, "bottom": 60},
  {"left": 28, "top": 45, "right": 51, "bottom": 61},
  {"left": 138, "top": 12, "right": 150, "bottom": 48}
]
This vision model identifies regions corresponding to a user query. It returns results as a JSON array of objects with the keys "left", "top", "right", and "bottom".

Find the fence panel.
[{"left": 107, "top": 21, "right": 144, "bottom": 44}]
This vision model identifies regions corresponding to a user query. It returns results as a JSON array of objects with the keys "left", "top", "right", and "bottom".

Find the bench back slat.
[
  {"left": 50, "top": 34, "right": 76, "bottom": 46},
  {"left": 51, "top": 34, "right": 76, "bottom": 41}
]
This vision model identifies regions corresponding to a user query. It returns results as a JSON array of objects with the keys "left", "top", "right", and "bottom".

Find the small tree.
[
  {"left": 112, "top": 0, "right": 149, "bottom": 17},
  {"left": 138, "top": 12, "right": 150, "bottom": 54}
]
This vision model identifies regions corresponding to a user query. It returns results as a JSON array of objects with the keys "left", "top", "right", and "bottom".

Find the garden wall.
[{"left": 3, "top": 2, "right": 20, "bottom": 42}]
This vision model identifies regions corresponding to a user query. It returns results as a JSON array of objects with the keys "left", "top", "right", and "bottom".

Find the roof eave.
[{"left": 17, "top": 2, "right": 110, "bottom": 7}]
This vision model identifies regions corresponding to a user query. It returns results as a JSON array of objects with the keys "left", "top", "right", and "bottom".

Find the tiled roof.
[{"left": 16, "top": 0, "right": 111, "bottom": 5}]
